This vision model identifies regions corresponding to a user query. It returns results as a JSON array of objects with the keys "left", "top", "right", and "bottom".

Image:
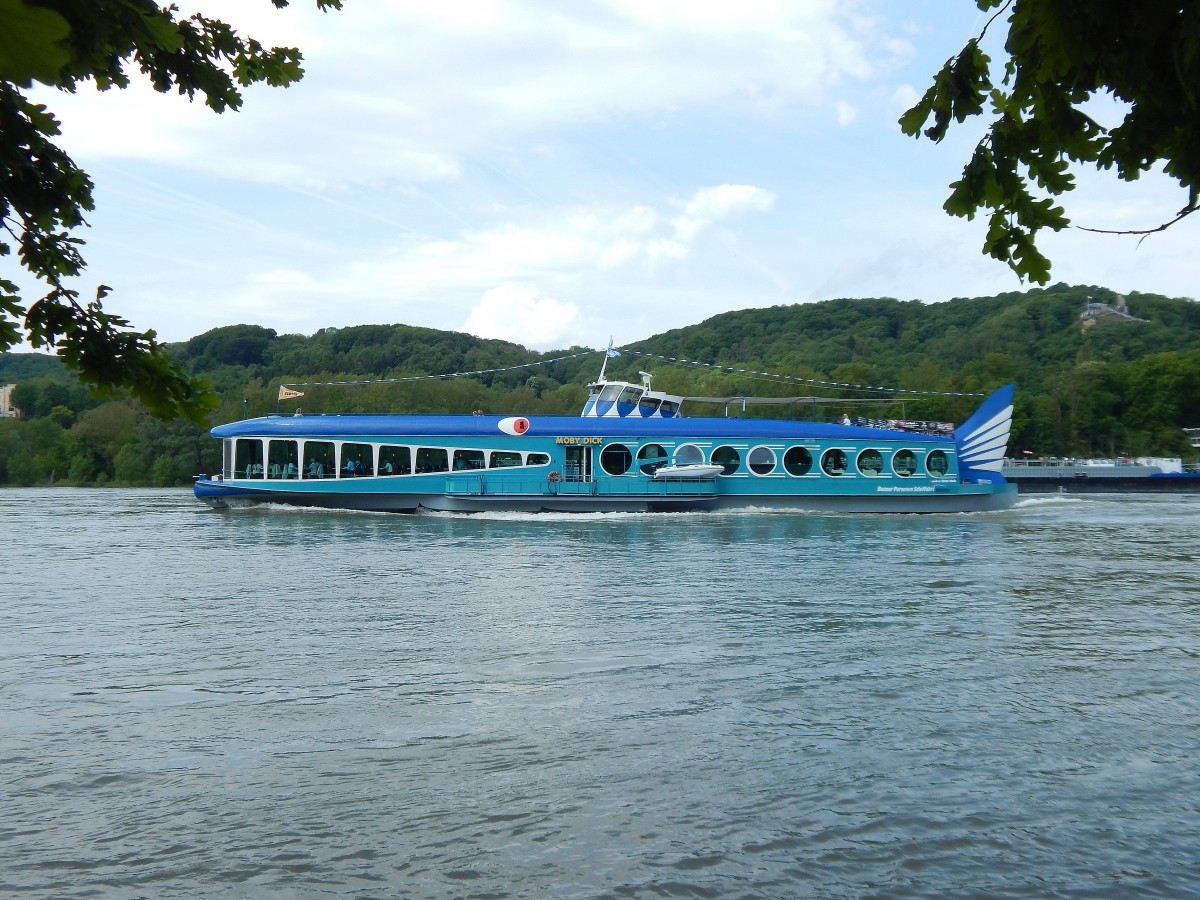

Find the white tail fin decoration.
[{"left": 955, "top": 386, "right": 1013, "bottom": 474}]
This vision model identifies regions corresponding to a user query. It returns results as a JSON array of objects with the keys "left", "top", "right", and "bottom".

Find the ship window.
[
  {"left": 638, "top": 443, "right": 668, "bottom": 475},
  {"left": 341, "top": 442, "right": 374, "bottom": 477},
  {"left": 748, "top": 446, "right": 776, "bottom": 475},
  {"left": 490, "top": 451, "right": 522, "bottom": 468},
  {"left": 235, "top": 439, "right": 264, "bottom": 479},
  {"left": 415, "top": 447, "right": 449, "bottom": 473},
  {"left": 639, "top": 396, "right": 662, "bottom": 414},
  {"left": 674, "top": 444, "right": 703, "bottom": 466},
  {"left": 222, "top": 440, "right": 233, "bottom": 480},
  {"left": 821, "top": 448, "right": 848, "bottom": 476},
  {"left": 893, "top": 449, "right": 917, "bottom": 477},
  {"left": 599, "top": 383, "right": 624, "bottom": 402},
  {"left": 783, "top": 446, "right": 813, "bottom": 476},
  {"left": 857, "top": 449, "right": 884, "bottom": 477},
  {"left": 600, "top": 443, "right": 633, "bottom": 476},
  {"left": 712, "top": 445, "right": 741, "bottom": 475},
  {"left": 526, "top": 453, "right": 550, "bottom": 467},
  {"left": 618, "top": 386, "right": 643, "bottom": 406},
  {"left": 587, "top": 385, "right": 603, "bottom": 401},
  {"left": 926, "top": 449, "right": 950, "bottom": 477},
  {"left": 379, "top": 445, "right": 411, "bottom": 476},
  {"left": 303, "top": 441, "right": 335, "bottom": 479},
  {"left": 453, "top": 449, "right": 485, "bottom": 471},
  {"left": 267, "top": 440, "right": 299, "bottom": 479},
  {"left": 659, "top": 400, "right": 680, "bottom": 418}
]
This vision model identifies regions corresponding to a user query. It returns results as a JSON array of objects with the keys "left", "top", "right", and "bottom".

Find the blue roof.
[{"left": 212, "top": 413, "right": 947, "bottom": 443}]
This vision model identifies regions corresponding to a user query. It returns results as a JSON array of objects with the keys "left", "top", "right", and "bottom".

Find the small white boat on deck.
[{"left": 652, "top": 464, "right": 725, "bottom": 480}]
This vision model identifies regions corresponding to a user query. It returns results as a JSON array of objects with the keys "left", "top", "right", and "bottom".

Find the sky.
[{"left": 17, "top": 0, "right": 1200, "bottom": 352}]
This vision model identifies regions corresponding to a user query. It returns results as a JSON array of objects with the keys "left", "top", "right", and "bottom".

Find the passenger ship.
[{"left": 193, "top": 365, "right": 1017, "bottom": 514}]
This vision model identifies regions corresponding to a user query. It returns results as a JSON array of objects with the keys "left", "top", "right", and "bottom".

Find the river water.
[{"left": 1, "top": 488, "right": 1198, "bottom": 898}]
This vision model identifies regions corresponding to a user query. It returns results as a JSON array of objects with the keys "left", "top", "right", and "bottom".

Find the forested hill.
[
  {"left": 4, "top": 282, "right": 1199, "bottom": 394},
  {"left": 169, "top": 282, "right": 1200, "bottom": 451},
  {"left": 163, "top": 282, "right": 1200, "bottom": 402},
  {"left": 2, "top": 283, "right": 1199, "bottom": 486},
  {"left": 635, "top": 284, "right": 1200, "bottom": 393}
]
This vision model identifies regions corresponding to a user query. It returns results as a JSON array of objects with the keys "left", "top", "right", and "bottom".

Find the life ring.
[
  {"left": 547, "top": 470, "right": 562, "bottom": 484},
  {"left": 498, "top": 416, "right": 530, "bottom": 435}
]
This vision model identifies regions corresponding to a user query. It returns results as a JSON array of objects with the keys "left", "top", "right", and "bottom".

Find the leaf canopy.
[
  {"left": 902, "top": 0, "right": 1200, "bottom": 283},
  {"left": 0, "top": 0, "right": 342, "bottom": 424}
]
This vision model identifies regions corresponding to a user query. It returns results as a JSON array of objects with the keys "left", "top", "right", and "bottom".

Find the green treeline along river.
[
  {"left": 2, "top": 488, "right": 1198, "bottom": 897},
  {"left": 3, "top": 283, "right": 1200, "bottom": 487}
]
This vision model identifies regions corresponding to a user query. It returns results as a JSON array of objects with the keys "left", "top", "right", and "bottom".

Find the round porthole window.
[
  {"left": 821, "top": 448, "right": 848, "bottom": 476},
  {"left": 637, "top": 443, "right": 667, "bottom": 475},
  {"left": 711, "top": 446, "right": 741, "bottom": 475},
  {"left": 926, "top": 449, "right": 949, "bottom": 477},
  {"left": 783, "top": 446, "right": 813, "bottom": 476},
  {"left": 674, "top": 444, "right": 704, "bottom": 466},
  {"left": 600, "top": 443, "right": 632, "bottom": 476},
  {"left": 893, "top": 449, "right": 917, "bottom": 477},
  {"left": 748, "top": 446, "right": 776, "bottom": 475},
  {"left": 857, "top": 448, "right": 884, "bottom": 477}
]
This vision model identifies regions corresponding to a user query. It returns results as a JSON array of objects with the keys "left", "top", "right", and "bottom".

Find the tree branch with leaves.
[
  {"left": 0, "top": 0, "right": 342, "bottom": 423},
  {"left": 901, "top": 0, "right": 1200, "bottom": 284}
]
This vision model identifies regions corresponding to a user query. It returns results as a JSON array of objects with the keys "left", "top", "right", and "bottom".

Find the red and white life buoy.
[
  {"left": 498, "top": 416, "right": 530, "bottom": 435},
  {"left": 547, "top": 470, "right": 562, "bottom": 484}
]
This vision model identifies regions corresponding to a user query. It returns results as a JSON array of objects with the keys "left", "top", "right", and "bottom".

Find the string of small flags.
[
  {"left": 617, "top": 349, "right": 984, "bottom": 398},
  {"left": 277, "top": 345, "right": 981, "bottom": 399},
  {"left": 279, "top": 348, "right": 599, "bottom": 391}
]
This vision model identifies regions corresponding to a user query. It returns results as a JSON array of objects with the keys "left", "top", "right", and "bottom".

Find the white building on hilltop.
[{"left": 1079, "top": 294, "right": 1148, "bottom": 329}]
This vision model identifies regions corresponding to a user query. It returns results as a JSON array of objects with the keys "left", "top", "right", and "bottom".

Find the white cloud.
[
  {"left": 337, "top": 187, "right": 772, "bottom": 298},
  {"left": 835, "top": 101, "right": 859, "bottom": 126},
  {"left": 463, "top": 283, "right": 582, "bottom": 346},
  {"left": 38, "top": 1, "right": 899, "bottom": 188},
  {"left": 103, "top": 180, "right": 781, "bottom": 346},
  {"left": 673, "top": 185, "right": 777, "bottom": 241},
  {"left": 891, "top": 83, "right": 921, "bottom": 112}
]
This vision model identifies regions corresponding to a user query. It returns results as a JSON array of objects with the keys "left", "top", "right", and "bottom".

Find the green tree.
[
  {"left": 0, "top": 416, "right": 67, "bottom": 483},
  {"left": 902, "top": 1, "right": 1200, "bottom": 284},
  {"left": 47, "top": 404, "right": 74, "bottom": 427},
  {"left": 1, "top": 0, "right": 342, "bottom": 423},
  {"left": 1121, "top": 350, "right": 1200, "bottom": 450},
  {"left": 9, "top": 376, "right": 91, "bottom": 418},
  {"left": 70, "top": 401, "right": 138, "bottom": 478}
]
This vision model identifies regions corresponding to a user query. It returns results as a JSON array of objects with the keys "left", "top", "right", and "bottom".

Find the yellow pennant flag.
[{"left": 278, "top": 386, "right": 304, "bottom": 400}]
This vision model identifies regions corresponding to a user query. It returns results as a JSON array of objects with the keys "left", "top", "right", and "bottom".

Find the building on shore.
[{"left": 0, "top": 383, "right": 15, "bottom": 418}]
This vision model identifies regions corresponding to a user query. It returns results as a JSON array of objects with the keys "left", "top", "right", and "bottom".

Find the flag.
[
  {"left": 606, "top": 347, "right": 621, "bottom": 358},
  {"left": 278, "top": 386, "right": 304, "bottom": 400}
]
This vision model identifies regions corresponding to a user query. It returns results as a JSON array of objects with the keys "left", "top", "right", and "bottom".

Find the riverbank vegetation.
[{"left": 2, "top": 283, "right": 1199, "bottom": 486}]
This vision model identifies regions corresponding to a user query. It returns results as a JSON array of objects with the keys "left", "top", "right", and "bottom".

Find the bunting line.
[
  {"left": 617, "top": 350, "right": 984, "bottom": 398},
  {"left": 279, "top": 345, "right": 982, "bottom": 399},
  {"left": 280, "top": 349, "right": 599, "bottom": 390}
]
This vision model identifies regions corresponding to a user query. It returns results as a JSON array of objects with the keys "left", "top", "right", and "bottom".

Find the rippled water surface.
[{"left": 2, "top": 488, "right": 1198, "bottom": 898}]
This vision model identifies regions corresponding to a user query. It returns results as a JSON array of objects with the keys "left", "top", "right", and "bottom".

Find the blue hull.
[{"left": 194, "top": 477, "right": 1015, "bottom": 514}]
